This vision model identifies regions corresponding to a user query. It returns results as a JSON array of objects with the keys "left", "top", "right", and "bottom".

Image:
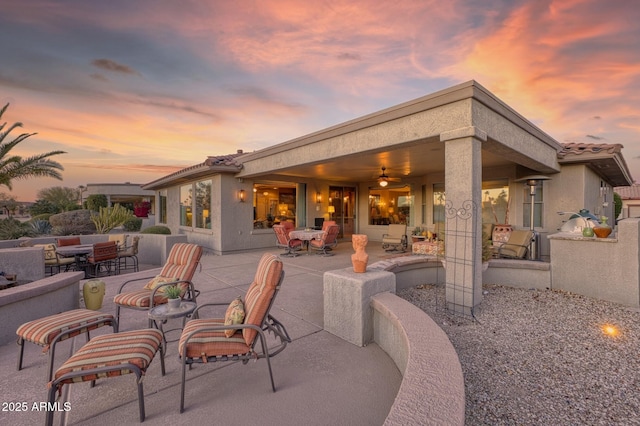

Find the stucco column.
[{"left": 440, "top": 126, "right": 486, "bottom": 316}]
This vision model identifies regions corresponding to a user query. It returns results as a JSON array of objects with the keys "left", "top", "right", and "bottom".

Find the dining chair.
[
  {"left": 273, "top": 224, "right": 303, "bottom": 257},
  {"left": 117, "top": 235, "right": 140, "bottom": 272},
  {"left": 33, "top": 243, "right": 76, "bottom": 275},
  {"left": 309, "top": 224, "right": 339, "bottom": 256},
  {"left": 57, "top": 237, "right": 81, "bottom": 247}
]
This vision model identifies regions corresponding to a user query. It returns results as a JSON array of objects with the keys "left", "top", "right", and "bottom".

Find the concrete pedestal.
[{"left": 323, "top": 268, "right": 395, "bottom": 347}]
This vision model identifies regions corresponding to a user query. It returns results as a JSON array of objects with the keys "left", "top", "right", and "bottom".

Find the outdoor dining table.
[
  {"left": 289, "top": 229, "right": 325, "bottom": 254},
  {"left": 55, "top": 244, "right": 94, "bottom": 277}
]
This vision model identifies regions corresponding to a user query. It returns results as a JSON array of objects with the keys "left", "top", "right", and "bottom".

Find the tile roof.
[
  {"left": 558, "top": 142, "right": 633, "bottom": 187},
  {"left": 557, "top": 143, "right": 624, "bottom": 158},
  {"left": 203, "top": 152, "right": 244, "bottom": 167},
  {"left": 142, "top": 150, "right": 245, "bottom": 189},
  {"left": 614, "top": 184, "right": 640, "bottom": 199}
]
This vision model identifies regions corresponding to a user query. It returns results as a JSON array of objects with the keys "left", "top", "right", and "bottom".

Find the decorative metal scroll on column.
[{"left": 442, "top": 199, "right": 478, "bottom": 319}]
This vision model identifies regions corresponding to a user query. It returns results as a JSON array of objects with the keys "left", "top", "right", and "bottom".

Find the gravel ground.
[{"left": 398, "top": 284, "right": 640, "bottom": 425}]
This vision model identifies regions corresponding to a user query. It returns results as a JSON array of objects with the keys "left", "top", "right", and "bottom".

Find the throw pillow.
[
  {"left": 224, "top": 297, "right": 245, "bottom": 338},
  {"left": 143, "top": 275, "right": 176, "bottom": 292}
]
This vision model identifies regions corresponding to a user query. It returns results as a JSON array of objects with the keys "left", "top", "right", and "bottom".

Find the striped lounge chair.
[
  {"left": 45, "top": 328, "right": 164, "bottom": 425},
  {"left": 114, "top": 243, "right": 203, "bottom": 327},
  {"left": 178, "top": 252, "right": 291, "bottom": 413},
  {"left": 16, "top": 309, "right": 117, "bottom": 381}
]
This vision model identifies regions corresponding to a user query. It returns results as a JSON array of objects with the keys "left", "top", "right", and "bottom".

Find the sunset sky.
[{"left": 1, "top": 0, "right": 639, "bottom": 202}]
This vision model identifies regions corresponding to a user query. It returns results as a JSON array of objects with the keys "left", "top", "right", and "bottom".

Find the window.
[
  {"left": 523, "top": 186, "right": 543, "bottom": 228},
  {"left": 434, "top": 180, "right": 510, "bottom": 225},
  {"left": 369, "top": 186, "right": 412, "bottom": 226},
  {"left": 433, "top": 183, "right": 445, "bottom": 223},
  {"left": 195, "top": 180, "right": 211, "bottom": 229},
  {"left": 180, "top": 180, "right": 212, "bottom": 229},
  {"left": 482, "top": 180, "right": 510, "bottom": 224},
  {"left": 158, "top": 191, "right": 167, "bottom": 224},
  {"left": 180, "top": 185, "right": 192, "bottom": 227},
  {"left": 253, "top": 183, "right": 296, "bottom": 229},
  {"left": 421, "top": 184, "right": 427, "bottom": 224}
]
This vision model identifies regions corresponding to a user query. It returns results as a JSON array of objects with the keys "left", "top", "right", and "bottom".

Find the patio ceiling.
[{"left": 262, "top": 138, "right": 516, "bottom": 185}]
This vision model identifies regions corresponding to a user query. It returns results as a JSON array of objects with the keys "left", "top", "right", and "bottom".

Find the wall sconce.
[
  {"left": 238, "top": 189, "right": 246, "bottom": 202},
  {"left": 316, "top": 192, "right": 322, "bottom": 204}
]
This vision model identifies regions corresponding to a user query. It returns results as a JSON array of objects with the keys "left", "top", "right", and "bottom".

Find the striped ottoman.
[
  {"left": 46, "top": 328, "right": 164, "bottom": 426},
  {"left": 16, "top": 309, "right": 117, "bottom": 381}
]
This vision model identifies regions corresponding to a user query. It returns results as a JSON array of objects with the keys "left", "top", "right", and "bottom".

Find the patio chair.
[
  {"left": 46, "top": 328, "right": 164, "bottom": 426},
  {"left": 108, "top": 233, "right": 128, "bottom": 252},
  {"left": 321, "top": 220, "right": 337, "bottom": 231},
  {"left": 281, "top": 220, "right": 296, "bottom": 234},
  {"left": 178, "top": 253, "right": 290, "bottom": 413},
  {"left": 273, "top": 224, "right": 303, "bottom": 257},
  {"left": 114, "top": 243, "right": 203, "bottom": 327},
  {"left": 117, "top": 235, "right": 140, "bottom": 272},
  {"left": 382, "top": 224, "right": 408, "bottom": 252},
  {"left": 493, "top": 229, "right": 533, "bottom": 259},
  {"left": 309, "top": 224, "right": 339, "bottom": 256},
  {"left": 33, "top": 243, "right": 76, "bottom": 275},
  {"left": 16, "top": 308, "right": 117, "bottom": 380},
  {"left": 86, "top": 240, "right": 119, "bottom": 277}
]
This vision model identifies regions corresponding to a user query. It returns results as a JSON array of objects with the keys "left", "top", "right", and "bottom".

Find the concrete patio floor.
[{"left": 0, "top": 244, "right": 404, "bottom": 426}]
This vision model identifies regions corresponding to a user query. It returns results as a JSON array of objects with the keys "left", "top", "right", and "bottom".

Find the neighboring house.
[
  {"left": 142, "top": 80, "right": 633, "bottom": 313},
  {"left": 83, "top": 183, "right": 155, "bottom": 213},
  {"left": 614, "top": 184, "right": 640, "bottom": 219}
]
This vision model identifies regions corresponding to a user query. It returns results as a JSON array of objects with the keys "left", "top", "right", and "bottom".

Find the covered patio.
[{"left": 143, "top": 80, "right": 632, "bottom": 316}]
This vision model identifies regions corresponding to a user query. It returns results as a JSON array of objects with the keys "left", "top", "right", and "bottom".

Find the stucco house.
[
  {"left": 614, "top": 184, "right": 640, "bottom": 219},
  {"left": 142, "top": 80, "right": 633, "bottom": 313}
]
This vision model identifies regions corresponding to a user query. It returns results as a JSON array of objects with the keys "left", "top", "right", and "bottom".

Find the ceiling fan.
[{"left": 377, "top": 166, "right": 401, "bottom": 187}]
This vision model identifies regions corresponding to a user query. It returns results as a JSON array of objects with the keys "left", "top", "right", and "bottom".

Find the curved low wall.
[
  {"left": 0, "top": 271, "right": 83, "bottom": 345},
  {"left": 372, "top": 292, "right": 465, "bottom": 426}
]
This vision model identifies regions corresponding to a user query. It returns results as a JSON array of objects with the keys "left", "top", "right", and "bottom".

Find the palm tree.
[{"left": 0, "top": 103, "right": 65, "bottom": 190}]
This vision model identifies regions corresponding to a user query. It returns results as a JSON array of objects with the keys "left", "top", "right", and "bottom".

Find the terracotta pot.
[
  {"left": 492, "top": 224, "right": 513, "bottom": 247},
  {"left": 351, "top": 234, "right": 369, "bottom": 273},
  {"left": 594, "top": 217, "right": 612, "bottom": 238}
]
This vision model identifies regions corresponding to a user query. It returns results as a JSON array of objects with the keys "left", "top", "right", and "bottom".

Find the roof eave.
[{"left": 142, "top": 164, "right": 242, "bottom": 190}]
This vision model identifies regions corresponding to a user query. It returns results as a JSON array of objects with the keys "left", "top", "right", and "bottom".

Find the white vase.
[{"left": 167, "top": 298, "right": 181, "bottom": 310}]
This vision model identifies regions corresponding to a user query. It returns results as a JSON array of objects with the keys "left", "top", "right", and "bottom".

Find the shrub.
[
  {"left": 123, "top": 217, "right": 143, "bottom": 232},
  {"left": 614, "top": 192, "right": 622, "bottom": 220},
  {"left": 49, "top": 210, "right": 96, "bottom": 234},
  {"left": 0, "top": 218, "right": 35, "bottom": 240},
  {"left": 85, "top": 194, "right": 108, "bottom": 211},
  {"left": 30, "top": 213, "right": 53, "bottom": 222},
  {"left": 91, "top": 204, "right": 134, "bottom": 234},
  {"left": 30, "top": 219, "right": 52, "bottom": 235},
  {"left": 140, "top": 225, "right": 171, "bottom": 235}
]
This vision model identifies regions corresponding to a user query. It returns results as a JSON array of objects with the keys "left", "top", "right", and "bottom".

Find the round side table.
[{"left": 148, "top": 301, "right": 197, "bottom": 350}]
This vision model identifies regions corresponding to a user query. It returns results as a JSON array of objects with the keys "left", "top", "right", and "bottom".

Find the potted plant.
[
  {"left": 489, "top": 190, "right": 512, "bottom": 246},
  {"left": 411, "top": 227, "right": 425, "bottom": 243},
  {"left": 164, "top": 284, "right": 182, "bottom": 310},
  {"left": 482, "top": 230, "right": 493, "bottom": 270}
]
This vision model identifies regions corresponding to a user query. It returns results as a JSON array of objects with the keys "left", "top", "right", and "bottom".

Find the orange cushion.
[
  {"left": 242, "top": 253, "right": 282, "bottom": 346},
  {"left": 159, "top": 244, "right": 202, "bottom": 281},
  {"left": 17, "top": 309, "right": 114, "bottom": 350},
  {"left": 53, "top": 329, "right": 162, "bottom": 384},
  {"left": 114, "top": 289, "right": 167, "bottom": 308},
  {"left": 178, "top": 319, "right": 250, "bottom": 359}
]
